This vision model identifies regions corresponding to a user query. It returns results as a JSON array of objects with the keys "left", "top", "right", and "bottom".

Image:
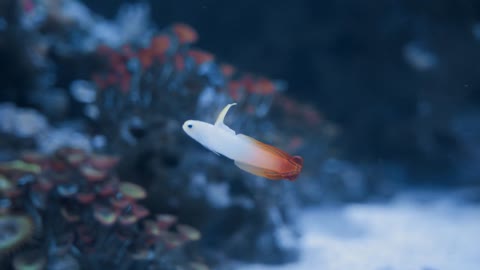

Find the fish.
[{"left": 182, "top": 103, "right": 303, "bottom": 181}]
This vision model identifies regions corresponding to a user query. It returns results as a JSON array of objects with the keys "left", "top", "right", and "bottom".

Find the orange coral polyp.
[
  {"left": 172, "top": 23, "right": 198, "bottom": 44},
  {"left": 151, "top": 34, "right": 171, "bottom": 56},
  {"left": 187, "top": 49, "right": 214, "bottom": 65}
]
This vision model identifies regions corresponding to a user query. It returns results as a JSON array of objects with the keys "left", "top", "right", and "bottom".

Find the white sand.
[{"left": 241, "top": 193, "right": 480, "bottom": 270}]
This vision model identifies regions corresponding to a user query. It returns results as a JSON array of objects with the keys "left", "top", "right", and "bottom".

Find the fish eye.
[{"left": 188, "top": 124, "right": 193, "bottom": 128}]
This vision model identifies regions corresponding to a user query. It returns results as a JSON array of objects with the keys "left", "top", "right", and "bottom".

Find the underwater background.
[{"left": 0, "top": 0, "right": 479, "bottom": 269}]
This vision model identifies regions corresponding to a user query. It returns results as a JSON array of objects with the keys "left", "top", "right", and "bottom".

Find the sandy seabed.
[{"left": 242, "top": 192, "right": 480, "bottom": 270}]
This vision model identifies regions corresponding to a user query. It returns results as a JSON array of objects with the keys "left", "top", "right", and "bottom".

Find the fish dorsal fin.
[
  {"left": 234, "top": 161, "right": 285, "bottom": 180},
  {"left": 214, "top": 103, "right": 237, "bottom": 134},
  {"left": 236, "top": 134, "right": 291, "bottom": 159}
]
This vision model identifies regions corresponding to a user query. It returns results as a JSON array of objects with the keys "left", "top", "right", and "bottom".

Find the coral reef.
[
  {"left": 77, "top": 16, "right": 349, "bottom": 263},
  {"left": 0, "top": 0, "right": 361, "bottom": 268},
  {"left": 0, "top": 214, "right": 34, "bottom": 255},
  {"left": 0, "top": 103, "right": 92, "bottom": 156},
  {"left": 84, "top": 23, "right": 307, "bottom": 263},
  {"left": 0, "top": 148, "right": 203, "bottom": 269}
]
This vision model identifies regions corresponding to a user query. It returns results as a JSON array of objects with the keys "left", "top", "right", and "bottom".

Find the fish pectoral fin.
[
  {"left": 234, "top": 161, "right": 284, "bottom": 180},
  {"left": 214, "top": 103, "right": 237, "bottom": 126}
]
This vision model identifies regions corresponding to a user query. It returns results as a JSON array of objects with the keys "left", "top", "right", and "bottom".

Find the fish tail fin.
[
  {"left": 291, "top": 155, "right": 303, "bottom": 166},
  {"left": 285, "top": 156, "right": 303, "bottom": 181}
]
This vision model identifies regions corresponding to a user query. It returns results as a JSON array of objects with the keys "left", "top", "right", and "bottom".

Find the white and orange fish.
[{"left": 182, "top": 103, "right": 303, "bottom": 181}]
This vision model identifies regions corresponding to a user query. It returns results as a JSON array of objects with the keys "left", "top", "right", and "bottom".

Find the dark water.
[{"left": 0, "top": 0, "right": 479, "bottom": 269}]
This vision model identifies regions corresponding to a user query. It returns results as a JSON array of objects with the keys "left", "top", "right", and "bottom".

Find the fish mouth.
[{"left": 182, "top": 120, "right": 193, "bottom": 133}]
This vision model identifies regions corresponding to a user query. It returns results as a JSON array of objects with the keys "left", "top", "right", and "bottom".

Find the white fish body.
[{"left": 182, "top": 103, "right": 303, "bottom": 181}]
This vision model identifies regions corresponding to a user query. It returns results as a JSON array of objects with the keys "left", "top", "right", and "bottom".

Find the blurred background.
[{"left": 0, "top": 0, "right": 479, "bottom": 269}]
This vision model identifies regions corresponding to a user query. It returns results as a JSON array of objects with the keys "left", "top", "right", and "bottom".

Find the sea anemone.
[
  {"left": 75, "top": 192, "right": 96, "bottom": 204},
  {"left": 156, "top": 214, "right": 177, "bottom": 230},
  {"left": 80, "top": 166, "right": 107, "bottom": 182},
  {"left": 118, "top": 212, "right": 138, "bottom": 226},
  {"left": 131, "top": 204, "right": 149, "bottom": 219},
  {"left": 12, "top": 249, "right": 47, "bottom": 270},
  {"left": 0, "top": 161, "right": 41, "bottom": 175},
  {"left": 0, "top": 214, "right": 34, "bottom": 255},
  {"left": 176, "top": 224, "right": 201, "bottom": 241},
  {"left": 118, "top": 182, "right": 146, "bottom": 200},
  {"left": 89, "top": 155, "right": 119, "bottom": 170},
  {"left": 93, "top": 205, "right": 118, "bottom": 226}
]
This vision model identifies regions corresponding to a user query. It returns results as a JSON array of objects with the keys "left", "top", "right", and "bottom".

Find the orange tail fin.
[
  {"left": 236, "top": 134, "right": 304, "bottom": 181},
  {"left": 284, "top": 155, "right": 303, "bottom": 181}
]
